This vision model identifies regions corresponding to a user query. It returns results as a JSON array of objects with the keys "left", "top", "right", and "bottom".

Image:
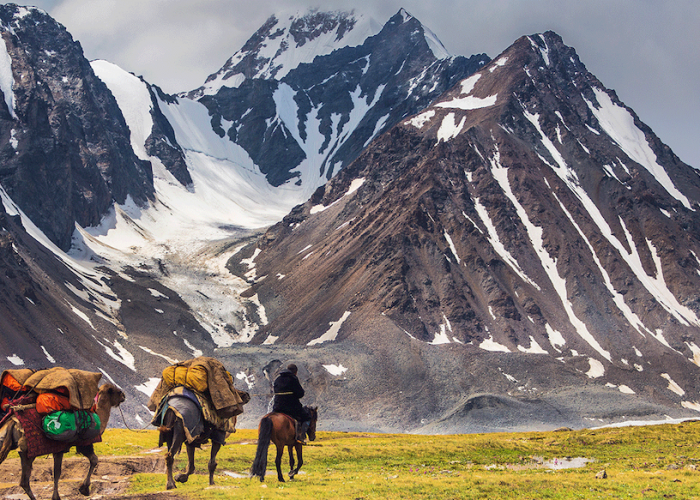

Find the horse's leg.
[
  {"left": 51, "top": 452, "right": 63, "bottom": 500},
  {"left": 175, "top": 443, "right": 195, "bottom": 483},
  {"left": 166, "top": 430, "right": 186, "bottom": 490},
  {"left": 289, "top": 443, "right": 303, "bottom": 479},
  {"left": 288, "top": 444, "right": 295, "bottom": 476},
  {"left": 19, "top": 451, "right": 37, "bottom": 500},
  {"left": 274, "top": 442, "right": 285, "bottom": 482},
  {"left": 76, "top": 445, "right": 98, "bottom": 496},
  {"left": 208, "top": 441, "right": 221, "bottom": 486}
]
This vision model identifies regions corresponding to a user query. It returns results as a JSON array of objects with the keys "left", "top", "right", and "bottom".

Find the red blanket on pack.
[{"left": 11, "top": 405, "right": 101, "bottom": 459}]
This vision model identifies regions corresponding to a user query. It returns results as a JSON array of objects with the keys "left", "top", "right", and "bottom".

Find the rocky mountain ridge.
[
  {"left": 0, "top": 4, "right": 153, "bottom": 251},
  {"left": 186, "top": 8, "right": 488, "bottom": 190},
  {"left": 230, "top": 31, "right": 700, "bottom": 428}
]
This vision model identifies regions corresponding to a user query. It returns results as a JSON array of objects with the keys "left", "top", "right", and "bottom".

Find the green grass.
[{"left": 7, "top": 421, "right": 700, "bottom": 499}]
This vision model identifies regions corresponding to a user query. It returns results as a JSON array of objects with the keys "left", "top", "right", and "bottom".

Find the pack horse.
[{"left": 148, "top": 357, "right": 250, "bottom": 490}]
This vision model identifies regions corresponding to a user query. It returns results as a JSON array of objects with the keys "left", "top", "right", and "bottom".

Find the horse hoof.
[
  {"left": 175, "top": 474, "right": 189, "bottom": 483},
  {"left": 166, "top": 483, "right": 177, "bottom": 490},
  {"left": 78, "top": 484, "right": 90, "bottom": 496}
]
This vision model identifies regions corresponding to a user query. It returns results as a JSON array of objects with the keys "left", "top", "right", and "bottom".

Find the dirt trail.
[{"left": 0, "top": 455, "right": 186, "bottom": 499}]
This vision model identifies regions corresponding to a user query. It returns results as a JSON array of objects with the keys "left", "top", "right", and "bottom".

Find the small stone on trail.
[{"left": 595, "top": 470, "right": 607, "bottom": 479}]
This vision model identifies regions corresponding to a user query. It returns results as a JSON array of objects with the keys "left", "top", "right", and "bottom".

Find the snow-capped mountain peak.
[
  {"left": 193, "top": 9, "right": 382, "bottom": 97},
  {"left": 394, "top": 8, "right": 450, "bottom": 59}
]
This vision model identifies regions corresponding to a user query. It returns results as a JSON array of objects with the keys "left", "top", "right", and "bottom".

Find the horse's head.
[
  {"left": 99, "top": 383, "right": 126, "bottom": 407},
  {"left": 306, "top": 406, "right": 318, "bottom": 442}
]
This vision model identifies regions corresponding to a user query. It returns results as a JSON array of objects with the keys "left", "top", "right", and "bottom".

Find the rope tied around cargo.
[{"left": 10, "top": 403, "right": 36, "bottom": 412}]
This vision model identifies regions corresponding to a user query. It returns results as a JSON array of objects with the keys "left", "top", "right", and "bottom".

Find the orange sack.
[
  {"left": 1, "top": 372, "right": 23, "bottom": 392},
  {"left": 36, "top": 392, "right": 72, "bottom": 414}
]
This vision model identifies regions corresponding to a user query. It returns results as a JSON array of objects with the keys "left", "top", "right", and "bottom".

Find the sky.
[{"left": 12, "top": 0, "right": 700, "bottom": 168}]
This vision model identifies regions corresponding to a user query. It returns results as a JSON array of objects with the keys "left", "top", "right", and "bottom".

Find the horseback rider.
[{"left": 272, "top": 364, "right": 312, "bottom": 444}]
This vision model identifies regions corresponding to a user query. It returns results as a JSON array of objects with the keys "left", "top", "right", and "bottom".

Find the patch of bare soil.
[{"left": 0, "top": 455, "right": 185, "bottom": 499}]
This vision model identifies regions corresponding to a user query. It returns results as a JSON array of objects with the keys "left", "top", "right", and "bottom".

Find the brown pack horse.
[
  {"left": 250, "top": 406, "right": 318, "bottom": 482},
  {"left": 0, "top": 383, "right": 125, "bottom": 500}
]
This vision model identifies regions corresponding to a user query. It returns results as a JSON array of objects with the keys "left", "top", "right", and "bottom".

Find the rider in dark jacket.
[{"left": 272, "top": 364, "right": 312, "bottom": 443}]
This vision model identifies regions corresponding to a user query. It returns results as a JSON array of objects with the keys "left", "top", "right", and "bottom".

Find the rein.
[
  {"left": 116, "top": 403, "right": 150, "bottom": 431},
  {"left": 117, "top": 404, "right": 134, "bottom": 431}
]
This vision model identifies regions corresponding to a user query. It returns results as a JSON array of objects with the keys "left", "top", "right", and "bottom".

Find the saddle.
[{"left": 265, "top": 411, "right": 297, "bottom": 426}]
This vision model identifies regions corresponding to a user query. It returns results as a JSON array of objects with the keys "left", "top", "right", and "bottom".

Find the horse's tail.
[
  {"left": 0, "top": 420, "right": 17, "bottom": 465},
  {"left": 250, "top": 415, "right": 273, "bottom": 482},
  {"left": 158, "top": 408, "right": 180, "bottom": 452}
]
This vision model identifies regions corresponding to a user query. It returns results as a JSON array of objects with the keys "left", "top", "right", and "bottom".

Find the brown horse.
[
  {"left": 250, "top": 406, "right": 318, "bottom": 482},
  {"left": 0, "top": 383, "right": 125, "bottom": 500},
  {"left": 157, "top": 396, "right": 224, "bottom": 490}
]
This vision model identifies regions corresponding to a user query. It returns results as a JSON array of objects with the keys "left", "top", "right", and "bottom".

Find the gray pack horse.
[
  {"left": 250, "top": 406, "right": 318, "bottom": 482},
  {"left": 157, "top": 394, "right": 227, "bottom": 490}
]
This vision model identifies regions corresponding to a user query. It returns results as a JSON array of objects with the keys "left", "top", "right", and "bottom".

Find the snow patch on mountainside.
[
  {"left": 92, "top": 60, "right": 153, "bottom": 160},
  {"left": 323, "top": 364, "right": 348, "bottom": 376},
  {"left": 406, "top": 110, "right": 435, "bottom": 129},
  {"left": 0, "top": 36, "right": 16, "bottom": 119},
  {"left": 311, "top": 178, "right": 365, "bottom": 213},
  {"left": 479, "top": 335, "right": 511, "bottom": 352},
  {"left": 473, "top": 196, "right": 540, "bottom": 290},
  {"left": 661, "top": 373, "right": 685, "bottom": 397},
  {"left": 585, "top": 88, "right": 692, "bottom": 210},
  {"left": 436, "top": 94, "right": 497, "bottom": 111},
  {"left": 308, "top": 311, "right": 351, "bottom": 345},
  {"left": 437, "top": 113, "right": 465, "bottom": 142}
]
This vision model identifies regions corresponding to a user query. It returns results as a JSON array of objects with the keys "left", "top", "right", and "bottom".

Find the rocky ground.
[
  {"left": 0, "top": 454, "right": 180, "bottom": 499},
  {"left": 218, "top": 343, "right": 698, "bottom": 435}
]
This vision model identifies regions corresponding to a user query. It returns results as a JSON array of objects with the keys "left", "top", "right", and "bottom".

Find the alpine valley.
[{"left": 1, "top": 3, "right": 699, "bottom": 433}]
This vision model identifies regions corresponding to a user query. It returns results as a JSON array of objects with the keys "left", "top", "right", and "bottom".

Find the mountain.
[
  {"left": 1, "top": 5, "right": 699, "bottom": 433},
  {"left": 0, "top": 4, "right": 153, "bottom": 251},
  {"left": 79, "top": 8, "right": 489, "bottom": 347},
  {"left": 183, "top": 8, "right": 488, "bottom": 194},
  {"left": 229, "top": 31, "right": 700, "bottom": 430}
]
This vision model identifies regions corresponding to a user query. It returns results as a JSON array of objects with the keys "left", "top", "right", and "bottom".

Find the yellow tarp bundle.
[
  {"left": 162, "top": 364, "right": 208, "bottom": 394},
  {"left": 148, "top": 357, "right": 249, "bottom": 419}
]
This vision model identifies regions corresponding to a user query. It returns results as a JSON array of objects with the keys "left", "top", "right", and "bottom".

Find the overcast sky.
[{"left": 16, "top": 0, "right": 700, "bottom": 168}]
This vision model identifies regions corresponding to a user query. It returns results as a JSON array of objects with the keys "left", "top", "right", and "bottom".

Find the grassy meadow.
[{"left": 6, "top": 421, "right": 700, "bottom": 499}]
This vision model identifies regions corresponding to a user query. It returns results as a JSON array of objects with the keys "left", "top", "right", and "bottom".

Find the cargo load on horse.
[
  {"left": 148, "top": 356, "right": 249, "bottom": 421},
  {"left": 148, "top": 356, "right": 250, "bottom": 490}
]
